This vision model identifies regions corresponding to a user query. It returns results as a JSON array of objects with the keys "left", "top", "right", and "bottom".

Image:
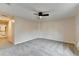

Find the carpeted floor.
[{"left": 0, "top": 38, "right": 79, "bottom": 56}]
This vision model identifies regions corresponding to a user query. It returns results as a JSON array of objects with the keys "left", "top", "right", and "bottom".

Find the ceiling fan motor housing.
[
  {"left": 38, "top": 12, "right": 49, "bottom": 16},
  {"left": 39, "top": 12, "right": 43, "bottom": 16}
]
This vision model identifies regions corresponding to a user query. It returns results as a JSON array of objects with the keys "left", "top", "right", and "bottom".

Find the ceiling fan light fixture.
[{"left": 39, "top": 16, "right": 42, "bottom": 19}]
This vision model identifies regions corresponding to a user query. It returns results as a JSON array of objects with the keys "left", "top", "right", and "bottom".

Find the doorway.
[{"left": 0, "top": 17, "right": 14, "bottom": 48}]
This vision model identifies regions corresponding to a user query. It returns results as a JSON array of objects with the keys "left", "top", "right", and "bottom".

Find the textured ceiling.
[{"left": 0, "top": 3, "right": 78, "bottom": 21}]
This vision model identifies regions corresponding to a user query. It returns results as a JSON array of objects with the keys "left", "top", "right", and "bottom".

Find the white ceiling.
[{"left": 0, "top": 3, "right": 78, "bottom": 21}]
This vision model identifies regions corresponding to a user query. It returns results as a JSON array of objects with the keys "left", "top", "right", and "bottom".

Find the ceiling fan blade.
[
  {"left": 33, "top": 13, "right": 38, "bottom": 15},
  {"left": 31, "top": 9, "right": 39, "bottom": 12},
  {"left": 42, "top": 14, "right": 49, "bottom": 16}
]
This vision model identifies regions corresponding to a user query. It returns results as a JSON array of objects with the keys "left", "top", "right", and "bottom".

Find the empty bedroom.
[{"left": 0, "top": 3, "right": 79, "bottom": 56}]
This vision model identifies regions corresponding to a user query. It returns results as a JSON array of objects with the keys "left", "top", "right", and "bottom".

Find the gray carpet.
[{"left": 0, "top": 38, "right": 78, "bottom": 56}]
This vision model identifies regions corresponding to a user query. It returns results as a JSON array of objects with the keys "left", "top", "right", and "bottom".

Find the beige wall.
[
  {"left": 15, "top": 17, "right": 76, "bottom": 44},
  {"left": 14, "top": 18, "right": 38, "bottom": 44},
  {"left": 39, "top": 17, "right": 76, "bottom": 43},
  {"left": 75, "top": 13, "right": 79, "bottom": 48}
]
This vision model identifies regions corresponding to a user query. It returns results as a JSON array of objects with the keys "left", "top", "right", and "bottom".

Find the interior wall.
[
  {"left": 39, "top": 17, "right": 76, "bottom": 43},
  {"left": 75, "top": 13, "right": 79, "bottom": 48},
  {"left": 14, "top": 17, "right": 38, "bottom": 44},
  {"left": 14, "top": 17, "right": 76, "bottom": 44}
]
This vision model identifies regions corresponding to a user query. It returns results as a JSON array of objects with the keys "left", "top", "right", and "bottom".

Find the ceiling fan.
[
  {"left": 5, "top": 3, "right": 51, "bottom": 19},
  {"left": 34, "top": 12, "right": 49, "bottom": 16},
  {"left": 34, "top": 11, "right": 50, "bottom": 19}
]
